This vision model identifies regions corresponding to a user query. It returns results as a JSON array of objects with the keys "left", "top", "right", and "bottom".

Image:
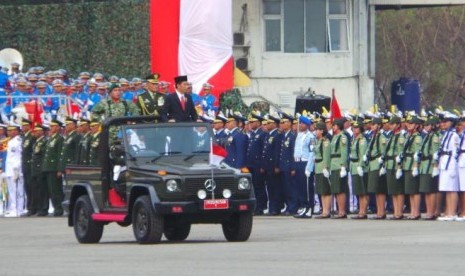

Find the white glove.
[
  {"left": 432, "top": 167, "right": 440, "bottom": 177},
  {"left": 396, "top": 168, "right": 403, "bottom": 179},
  {"left": 377, "top": 156, "right": 384, "bottom": 164},
  {"left": 395, "top": 155, "right": 402, "bottom": 164},
  {"left": 379, "top": 167, "right": 387, "bottom": 176},
  {"left": 322, "top": 168, "right": 330, "bottom": 178},
  {"left": 412, "top": 167, "right": 419, "bottom": 177},
  {"left": 363, "top": 155, "right": 367, "bottom": 162},
  {"left": 357, "top": 166, "right": 364, "bottom": 177},
  {"left": 413, "top": 152, "right": 420, "bottom": 162},
  {"left": 433, "top": 152, "right": 439, "bottom": 161},
  {"left": 305, "top": 170, "right": 311, "bottom": 178},
  {"left": 340, "top": 167, "right": 347, "bottom": 178}
]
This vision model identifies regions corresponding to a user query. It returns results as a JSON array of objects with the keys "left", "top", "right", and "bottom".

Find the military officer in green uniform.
[
  {"left": 349, "top": 119, "right": 368, "bottom": 219},
  {"left": 42, "top": 119, "right": 65, "bottom": 216},
  {"left": 58, "top": 117, "right": 81, "bottom": 173},
  {"left": 92, "top": 83, "right": 140, "bottom": 143},
  {"left": 366, "top": 117, "right": 390, "bottom": 219},
  {"left": 136, "top": 73, "right": 165, "bottom": 120},
  {"left": 329, "top": 118, "right": 349, "bottom": 219},
  {"left": 21, "top": 118, "right": 36, "bottom": 215},
  {"left": 384, "top": 116, "right": 406, "bottom": 219},
  {"left": 419, "top": 116, "right": 441, "bottom": 220},
  {"left": 88, "top": 119, "right": 102, "bottom": 166},
  {"left": 77, "top": 118, "right": 91, "bottom": 165},
  {"left": 31, "top": 125, "right": 49, "bottom": 216},
  {"left": 312, "top": 122, "right": 332, "bottom": 219},
  {"left": 403, "top": 115, "right": 423, "bottom": 220}
]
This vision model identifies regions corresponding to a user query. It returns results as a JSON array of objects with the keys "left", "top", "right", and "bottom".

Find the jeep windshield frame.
[{"left": 121, "top": 122, "right": 214, "bottom": 162}]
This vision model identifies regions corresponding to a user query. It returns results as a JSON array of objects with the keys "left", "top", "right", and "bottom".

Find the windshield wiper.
[{"left": 191, "top": 150, "right": 210, "bottom": 153}]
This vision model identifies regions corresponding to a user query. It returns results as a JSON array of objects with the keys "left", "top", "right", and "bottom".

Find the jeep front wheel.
[
  {"left": 222, "top": 211, "right": 253, "bottom": 242},
  {"left": 132, "top": 195, "right": 164, "bottom": 244},
  {"left": 164, "top": 220, "right": 191, "bottom": 241},
  {"left": 73, "top": 195, "right": 104, "bottom": 243}
]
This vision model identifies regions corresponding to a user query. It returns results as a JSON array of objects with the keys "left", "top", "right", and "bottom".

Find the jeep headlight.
[
  {"left": 166, "top": 179, "right": 179, "bottom": 192},
  {"left": 238, "top": 177, "right": 250, "bottom": 190}
]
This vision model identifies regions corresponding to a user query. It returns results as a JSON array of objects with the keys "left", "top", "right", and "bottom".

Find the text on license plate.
[{"left": 204, "top": 199, "right": 229, "bottom": 210}]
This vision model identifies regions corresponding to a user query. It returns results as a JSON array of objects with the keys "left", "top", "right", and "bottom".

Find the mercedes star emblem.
[{"left": 204, "top": 179, "right": 216, "bottom": 192}]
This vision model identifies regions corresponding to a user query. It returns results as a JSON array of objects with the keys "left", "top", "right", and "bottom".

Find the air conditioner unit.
[
  {"left": 233, "top": 33, "right": 245, "bottom": 46},
  {"left": 236, "top": 58, "right": 248, "bottom": 71}
]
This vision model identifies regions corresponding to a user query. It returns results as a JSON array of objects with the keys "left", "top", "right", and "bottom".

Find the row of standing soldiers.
[
  {"left": 19, "top": 117, "right": 102, "bottom": 216},
  {"left": 213, "top": 110, "right": 459, "bottom": 220}
]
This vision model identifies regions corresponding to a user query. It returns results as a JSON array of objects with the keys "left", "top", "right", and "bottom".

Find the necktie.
[{"left": 181, "top": 95, "right": 186, "bottom": 110}]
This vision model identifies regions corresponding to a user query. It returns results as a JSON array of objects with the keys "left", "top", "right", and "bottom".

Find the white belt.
[{"left": 294, "top": 158, "right": 308, "bottom": 162}]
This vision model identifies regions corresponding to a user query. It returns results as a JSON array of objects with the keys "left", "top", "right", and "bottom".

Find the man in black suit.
[{"left": 161, "top": 75, "right": 198, "bottom": 122}]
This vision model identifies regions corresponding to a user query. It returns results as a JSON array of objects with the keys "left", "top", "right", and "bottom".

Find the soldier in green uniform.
[
  {"left": 349, "top": 119, "right": 368, "bottom": 219},
  {"left": 76, "top": 118, "right": 91, "bottom": 165},
  {"left": 419, "top": 116, "right": 441, "bottom": 220},
  {"left": 88, "top": 120, "right": 102, "bottom": 166},
  {"left": 402, "top": 115, "right": 423, "bottom": 220},
  {"left": 92, "top": 83, "right": 140, "bottom": 143},
  {"left": 30, "top": 125, "right": 49, "bottom": 216},
  {"left": 312, "top": 122, "right": 332, "bottom": 219},
  {"left": 21, "top": 119, "right": 36, "bottom": 215},
  {"left": 329, "top": 118, "right": 349, "bottom": 219},
  {"left": 58, "top": 117, "right": 81, "bottom": 174},
  {"left": 136, "top": 73, "right": 165, "bottom": 120},
  {"left": 384, "top": 116, "right": 406, "bottom": 220},
  {"left": 42, "top": 119, "right": 65, "bottom": 216},
  {"left": 366, "top": 117, "right": 390, "bottom": 219}
]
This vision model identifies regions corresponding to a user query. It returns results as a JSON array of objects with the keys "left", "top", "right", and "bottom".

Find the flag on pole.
[
  {"left": 210, "top": 140, "right": 227, "bottom": 166},
  {"left": 330, "top": 88, "right": 342, "bottom": 122}
]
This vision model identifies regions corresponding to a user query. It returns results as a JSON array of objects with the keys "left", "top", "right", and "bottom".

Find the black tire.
[
  {"left": 132, "top": 195, "right": 164, "bottom": 244},
  {"left": 222, "top": 212, "right": 253, "bottom": 242},
  {"left": 164, "top": 220, "right": 191, "bottom": 241},
  {"left": 73, "top": 195, "right": 104, "bottom": 244}
]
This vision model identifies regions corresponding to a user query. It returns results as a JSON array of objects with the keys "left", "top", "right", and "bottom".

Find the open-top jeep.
[{"left": 64, "top": 116, "right": 255, "bottom": 244}]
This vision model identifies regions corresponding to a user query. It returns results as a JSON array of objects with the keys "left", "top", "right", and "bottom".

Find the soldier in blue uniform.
[
  {"left": 212, "top": 112, "right": 227, "bottom": 147},
  {"left": 246, "top": 112, "right": 267, "bottom": 215},
  {"left": 261, "top": 114, "right": 283, "bottom": 215},
  {"left": 294, "top": 115, "right": 315, "bottom": 218},
  {"left": 223, "top": 113, "right": 248, "bottom": 169},
  {"left": 277, "top": 113, "right": 297, "bottom": 215}
]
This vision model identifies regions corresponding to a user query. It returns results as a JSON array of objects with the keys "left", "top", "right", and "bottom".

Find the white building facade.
[
  {"left": 231, "top": 0, "right": 465, "bottom": 113},
  {"left": 232, "top": 0, "right": 373, "bottom": 112}
]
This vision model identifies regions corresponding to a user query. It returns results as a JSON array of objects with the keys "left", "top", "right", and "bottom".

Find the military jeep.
[{"left": 63, "top": 116, "right": 255, "bottom": 244}]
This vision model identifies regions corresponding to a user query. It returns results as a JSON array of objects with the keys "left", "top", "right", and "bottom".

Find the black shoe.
[
  {"left": 389, "top": 215, "right": 404, "bottom": 220},
  {"left": 370, "top": 215, "right": 387, "bottom": 220},
  {"left": 315, "top": 214, "right": 331, "bottom": 219},
  {"left": 254, "top": 210, "right": 264, "bottom": 216},
  {"left": 407, "top": 215, "right": 421, "bottom": 220},
  {"left": 332, "top": 214, "right": 347, "bottom": 219},
  {"left": 25, "top": 211, "right": 37, "bottom": 217},
  {"left": 53, "top": 212, "right": 64, "bottom": 217},
  {"left": 37, "top": 212, "right": 48, "bottom": 217},
  {"left": 351, "top": 214, "right": 367, "bottom": 220}
]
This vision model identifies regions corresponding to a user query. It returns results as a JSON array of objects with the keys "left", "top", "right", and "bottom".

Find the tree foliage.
[
  {"left": 0, "top": 0, "right": 150, "bottom": 79},
  {"left": 376, "top": 6, "right": 465, "bottom": 109}
]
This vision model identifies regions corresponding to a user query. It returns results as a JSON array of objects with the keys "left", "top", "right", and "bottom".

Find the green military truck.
[{"left": 63, "top": 116, "right": 255, "bottom": 244}]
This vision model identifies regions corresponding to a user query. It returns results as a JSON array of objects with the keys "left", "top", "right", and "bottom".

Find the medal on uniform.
[
  {"left": 158, "top": 97, "right": 164, "bottom": 106},
  {"left": 268, "top": 137, "right": 273, "bottom": 143},
  {"left": 24, "top": 140, "right": 29, "bottom": 147},
  {"left": 284, "top": 139, "right": 289, "bottom": 147},
  {"left": 255, "top": 134, "right": 259, "bottom": 139}
]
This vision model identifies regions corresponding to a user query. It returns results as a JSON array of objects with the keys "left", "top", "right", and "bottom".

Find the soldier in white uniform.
[
  {"left": 437, "top": 113, "right": 460, "bottom": 221},
  {"left": 456, "top": 117, "right": 465, "bottom": 221},
  {"left": 4, "top": 124, "right": 23, "bottom": 217}
]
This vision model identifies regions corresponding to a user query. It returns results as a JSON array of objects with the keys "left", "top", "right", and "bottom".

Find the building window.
[{"left": 263, "top": 0, "right": 349, "bottom": 53}]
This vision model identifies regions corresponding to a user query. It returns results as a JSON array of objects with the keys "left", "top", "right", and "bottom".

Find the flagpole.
[{"left": 210, "top": 137, "right": 215, "bottom": 200}]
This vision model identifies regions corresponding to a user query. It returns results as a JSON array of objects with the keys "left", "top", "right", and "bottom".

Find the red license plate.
[{"left": 203, "top": 199, "right": 229, "bottom": 210}]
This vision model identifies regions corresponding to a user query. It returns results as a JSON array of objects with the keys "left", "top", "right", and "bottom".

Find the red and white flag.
[
  {"left": 330, "top": 88, "right": 343, "bottom": 122},
  {"left": 150, "top": 0, "right": 233, "bottom": 97},
  {"left": 210, "top": 141, "right": 227, "bottom": 166}
]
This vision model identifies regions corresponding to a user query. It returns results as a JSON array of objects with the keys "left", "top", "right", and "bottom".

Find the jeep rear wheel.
[
  {"left": 222, "top": 212, "right": 253, "bottom": 242},
  {"left": 73, "top": 195, "right": 104, "bottom": 243},
  {"left": 164, "top": 220, "right": 191, "bottom": 241},
  {"left": 132, "top": 195, "right": 163, "bottom": 244}
]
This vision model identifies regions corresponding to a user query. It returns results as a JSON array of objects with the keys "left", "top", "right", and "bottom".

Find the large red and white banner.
[{"left": 150, "top": 0, "right": 233, "bottom": 97}]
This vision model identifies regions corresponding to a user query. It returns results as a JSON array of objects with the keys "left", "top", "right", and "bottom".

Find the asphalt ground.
[{"left": 0, "top": 215, "right": 463, "bottom": 276}]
